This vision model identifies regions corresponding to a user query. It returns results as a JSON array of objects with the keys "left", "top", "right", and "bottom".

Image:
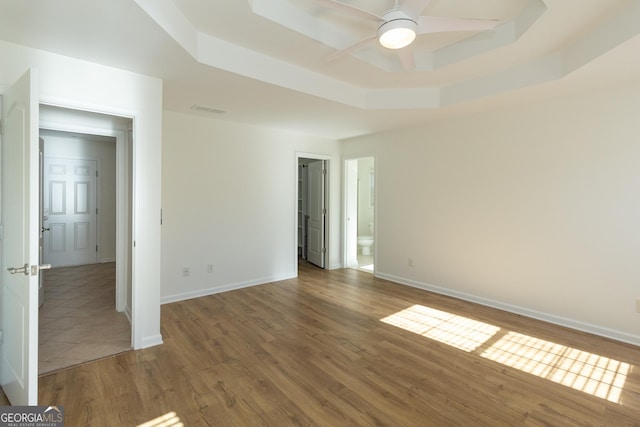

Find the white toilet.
[{"left": 357, "top": 223, "right": 374, "bottom": 255}]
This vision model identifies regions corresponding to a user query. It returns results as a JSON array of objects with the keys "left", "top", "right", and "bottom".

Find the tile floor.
[
  {"left": 355, "top": 254, "right": 374, "bottom": 273},
  {"left": 39, "top": 262, "right": 131, "bottom": 375}
]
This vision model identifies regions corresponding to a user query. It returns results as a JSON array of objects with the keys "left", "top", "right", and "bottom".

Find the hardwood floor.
[
  {"left": 39, "top": 263, "right": 131, "bottom": 374},
  {"left": 36, "top": 262, "right": 640, "bottom": 426}
]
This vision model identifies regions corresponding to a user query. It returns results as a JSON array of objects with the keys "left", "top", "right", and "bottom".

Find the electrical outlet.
[
  {"left": 408, "top": 257, "right": 414, "bottom": 267},
  {"left": 182, "top": 267, "right": 190, "bottom": 277},
  {"left": 207, "top": 264, "right": 214, "bottom": 273}
]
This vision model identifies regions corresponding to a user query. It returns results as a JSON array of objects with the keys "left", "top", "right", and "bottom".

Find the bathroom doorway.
[{"left": 345, "top": 157, "right": 375, "bottom": 273}]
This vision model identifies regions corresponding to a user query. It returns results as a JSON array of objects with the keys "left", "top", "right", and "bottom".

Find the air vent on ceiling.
[{"left": 190, "top": 104, "right": 226, "bottom": 114}]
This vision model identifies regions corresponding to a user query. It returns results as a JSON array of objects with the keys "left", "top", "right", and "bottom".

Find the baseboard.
[
  {"left": 376, "top": 271, "right": 640, "bottom": 347},
  {"left": 138, "top": 333, "right": 163, "bottom": 349},
  {"left": 123, "top": 305, "right": 132, "bottom": 324},
  {"left": 160, "top": 272, "right": 297, "bottom": 305},
  {"left": 101, "top": 257, "right": 116, "bottom": 263}
]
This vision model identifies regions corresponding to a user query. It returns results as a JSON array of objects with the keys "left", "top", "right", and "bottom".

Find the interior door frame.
[
  {"left": 39, "top": 102, "right": 132, "bottom": 324},
  {"left": 295, "top": 152, "right": 330, "bottom": 272},
  {"left": 343, "top": 155, "right": 376, "bottom": 273},
  {"left": 344, "top": 158, "right": 359, "bottom": 268}
]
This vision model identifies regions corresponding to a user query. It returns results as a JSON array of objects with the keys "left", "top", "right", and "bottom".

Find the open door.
[
  {"left": 307, "top": 160, "right": 326, "bottom": 268},
  {"left": 39, "top": 138, "right": 45, "bottom": 307},
  {"left": 1, "top": 69, "right": 42, "bottom": 405}
]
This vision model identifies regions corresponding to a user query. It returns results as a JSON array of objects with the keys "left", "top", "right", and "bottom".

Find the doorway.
[
  {"left": 345, "top": 157, "right": 375, "bottom": 273},
  {"left": 297, "top": 154, "right": 329, "bottom": 270},
  {"left": 40, "top": 130, "right": 116, "bottom": 268},
  {"left": 38, "top": 106, "right": 133, "bottom": 373}
]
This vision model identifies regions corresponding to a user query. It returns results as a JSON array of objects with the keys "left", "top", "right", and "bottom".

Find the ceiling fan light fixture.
[{"left": 378, "top": 17, "right": 417, "bottom": 49}]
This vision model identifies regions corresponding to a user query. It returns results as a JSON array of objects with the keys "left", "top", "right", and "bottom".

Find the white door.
[
  {"left": 1, "top": 69, "right": 40, "bottom": 405},
  {"left": 307, "top": 160, "right": 326, "bottom": 268},
  {"left": 39, "top": 138, "right": 45, "bottom": 306},
  {"left": 43, "top": 157, "right": 97, "bottom": 267}
]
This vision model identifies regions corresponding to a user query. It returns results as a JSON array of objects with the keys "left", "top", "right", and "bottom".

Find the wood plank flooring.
[{"left": 34, "top": 262, "right": 640, "bottom": 425}]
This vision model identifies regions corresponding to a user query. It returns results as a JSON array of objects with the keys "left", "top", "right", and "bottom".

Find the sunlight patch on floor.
[
  {"left": 381, "top": 304, "right": 500, "bottom": 352},
  {"left": 381, "top": 305, "right": 631, "bottom": 404},
  {"left": 138, "top": 412, "right": 183, "bottom": 427},
  {"left": 481, "top": 331, "right": 629, "bottom": 403}
]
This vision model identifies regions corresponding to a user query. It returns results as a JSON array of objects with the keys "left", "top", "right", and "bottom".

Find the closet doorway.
[{"left": 297, "top": 154, "right": 330, "bottom": 270}]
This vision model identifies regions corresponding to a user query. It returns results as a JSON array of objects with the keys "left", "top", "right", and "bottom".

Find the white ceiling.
[{"left": 0, "top": 0, "right": 639, "bottom": 139}]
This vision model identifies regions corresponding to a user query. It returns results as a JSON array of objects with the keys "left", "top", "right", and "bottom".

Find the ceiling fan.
[{"left": 314, "top": 0, "right": 499, "bottom": 70}]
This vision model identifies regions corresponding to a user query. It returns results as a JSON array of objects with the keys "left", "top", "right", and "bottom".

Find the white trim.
[
  {"left": 342, "top": 155, "right": 376, "bottom": 274},
  {"left": 124, "top": 304, "right": 132, "bottom": 324},
  {"left": 39, "top": 95, "right": 136, "bottom": 123},
  {"left": 295, "top": 152, "right": 332, "bottom": 272},
  {"left": 139, "top": 333, "right": 163, "bottom": 349},
  {"left": 328, "top": 261, "right": 344, "bottom": 270},
  {"left": 114, "top": 128, "right": 130, "bottom": 315},
  {"left": 296, "top": 152, "right": 331, "bottom": 160},
  {"left": 160, "top": 272, "right": 297, "bottom": 305},
  {"left": 38, "top": 101, "right": 136, "bottom": 344},
  {"left": 376, "top": 271, "right": 640, "bottom": 347},
  {"left": 343, "top": 158, "right": 358, "bottom": 270}
]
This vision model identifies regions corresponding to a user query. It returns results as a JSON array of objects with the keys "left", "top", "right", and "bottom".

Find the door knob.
[
  {"left": 7, "top": 263, "right": 52, "bottom": 276},
  {"left": 7, "top": 264, "right": 29, "bottom": 275},
  {"left": 41, "top": 226, "right": 50, "bottom": 232},
  {"left": 31, "top": 264, "right": 52, "bottom": 275}
]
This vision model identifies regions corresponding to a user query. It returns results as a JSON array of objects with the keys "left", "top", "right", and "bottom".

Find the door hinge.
[
  {"left": 96, "top": 208, "right": 98, "bottom": 214},
  {"left": 0, "top": 329, "right": 3, "bottom": 345},
  {"left": 322, "top": 169, "right": 327, "bottom": 175},
  {"left": 0, "top": 119, "right": 4, "bottom": 135},
  {"left": 322, "top": 208, "right": 327, "bottom": 215},
  {"left": 322, "top": 248, "right": 326, "bottom": 254},
  {"left": 96, "top": 245, "right": 98, "bottom": 252}
]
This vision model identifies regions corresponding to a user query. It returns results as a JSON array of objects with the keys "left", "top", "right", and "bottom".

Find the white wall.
[
  {"left": 343, "top": 82, "right": 640, "bottom": 345},
  {"left": 0, "top": 40, "right": 163, "bottom": 348},
  {"left": 161, "top": 111, "right": 342, "bottom": 303},
  {"left": 41, "top": 132, "right": 117, "bottom": 262},
  {"left": 357, "top": 157, "right": 374, "bottom": 236}
]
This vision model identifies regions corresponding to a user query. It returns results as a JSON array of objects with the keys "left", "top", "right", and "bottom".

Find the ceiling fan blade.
[
  {"left": 417, "top": 16, "right": 498, "bottom": 34},
  {"left": 313, "top": 0, "right": 382, "bottom": 22},
  {"left": 397, "top": 46, "right": 415, "bottom": 71},
  {"left": 326, "top": 34, "right": 378, "bottom": 62},
  {"left": 400, "top": 0, "right": 432, "bottom": 19}
]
